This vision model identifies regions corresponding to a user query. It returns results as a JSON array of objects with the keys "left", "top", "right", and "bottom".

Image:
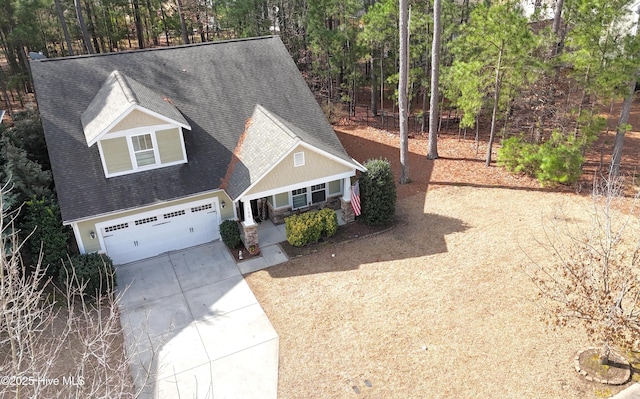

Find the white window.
[
  {"left": 311, "top": 183, "right": 326, "bottom": 204},
  {"left": 292, "top": 188, "right": 307, "bottom": 209},
  {"left": 131, "top": 134, "right": 156, "bottom": 167},
  {"left": 294, "top": 151, "right": 305, "bottom": 167}
]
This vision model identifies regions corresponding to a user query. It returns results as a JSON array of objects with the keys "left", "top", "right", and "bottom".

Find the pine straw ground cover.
[{"left": 244, "top": 125, "right": 640, "bottom": 399}]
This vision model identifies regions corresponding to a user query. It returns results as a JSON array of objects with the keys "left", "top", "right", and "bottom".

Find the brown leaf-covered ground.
[{"left": 244, "top": 109, "right": 640, "bottom": 398}]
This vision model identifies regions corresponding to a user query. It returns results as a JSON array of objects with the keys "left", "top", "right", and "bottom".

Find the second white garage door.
[{"left": 99, "top": 199, "right": 220, "bottom": 265}]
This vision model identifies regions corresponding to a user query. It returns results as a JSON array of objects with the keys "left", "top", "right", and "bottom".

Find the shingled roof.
[
  {"left": 31, "top": 36, "right": 355, "bottom": 223},
  {"left": 81, "top": 70, "right": 190, "bottom": 146}
]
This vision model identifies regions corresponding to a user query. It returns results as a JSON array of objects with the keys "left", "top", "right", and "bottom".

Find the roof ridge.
[
  {"left": 111, "top": 70, "right": 139, "bottom": 105},
  {"left": 254, "top": 104, "right": 299, "bottom": 141},
  {"left": 31, "top": 36, "right": 278, "bottom": 63}
]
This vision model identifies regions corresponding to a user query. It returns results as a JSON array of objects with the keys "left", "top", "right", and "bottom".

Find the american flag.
[{"left": 351, "top": 181, "right": 361, "bottom": 216}]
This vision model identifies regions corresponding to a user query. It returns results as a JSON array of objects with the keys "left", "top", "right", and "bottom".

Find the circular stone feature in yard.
[{"left": 574, "top": 348, "right": 631, "bottom": 385}]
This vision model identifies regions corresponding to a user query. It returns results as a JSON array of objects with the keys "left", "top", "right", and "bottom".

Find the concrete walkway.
[
  {"left": 610, "top": 384, "right": 640, "bottom": 399},
  {"left": 117, "top": 237, "right": 287, "bottom": 398}
]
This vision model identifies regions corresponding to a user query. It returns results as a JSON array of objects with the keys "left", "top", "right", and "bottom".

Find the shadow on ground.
[{"left": 265, "top": 195, "right": 470, "bottom": 278}]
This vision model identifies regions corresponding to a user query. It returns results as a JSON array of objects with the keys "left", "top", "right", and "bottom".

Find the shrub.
[
  {"left": 286, "top": 212, "right": 322, "bottom": 247},
  {"left": 220, "top": 220, "right": 241, "bottom": 248},
  {"left": 58, "top": 253, "right": 116, "bottom": 298},
  {"left": 536, "top": 134, "right": 585, "bottom": 185},
  {"left": 497, "top": 131, "right": 593, "bottom": 186},
  {"left": 19, "top": 196, "right": 71, "bottom": 277},
  {"left": 359, "top": 158, "right": 396, "bottom": 225},
  {"left": 318, "top": 208, "right": 338, "bottom": 237},
  {"left": 285, "top": 208, "right": 339, "bottom": 247}
]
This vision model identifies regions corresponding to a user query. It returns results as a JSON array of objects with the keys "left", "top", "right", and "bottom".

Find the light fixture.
[
  {"left": 90, "top": 231, "right": 96, "bottom": 239},
  {"left": 221, "top": 201, "right": 226, "bottom": 209}
]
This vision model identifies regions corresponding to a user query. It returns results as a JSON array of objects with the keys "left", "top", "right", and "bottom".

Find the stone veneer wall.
[
  {"left": 340, "top": 198, "right": 355, "bottom": 223},
  {"left": 241, "top": 222, "right": 258, "bottom": 247}
]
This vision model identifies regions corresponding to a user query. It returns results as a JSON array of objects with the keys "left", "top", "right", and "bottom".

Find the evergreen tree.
[{"left": 445, "top": 1, "right": 540, "bottom": 166}]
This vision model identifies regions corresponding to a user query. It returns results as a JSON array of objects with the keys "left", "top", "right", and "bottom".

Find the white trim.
[
  {"left": 234, "top": 141, "right": 363, "bottom": 201},
  {"left": 62, "top": 189, "right": 228, "bottom": 225},
  {"left": 342, "top": 177, "right": 352, "bottom": 201},
  {"left": 130, "top": 132, "right": 158, "bottom": 168},
  {"left": 177, "top": 128, "right": 188, "bottom": 164},
  {"left": 72, "top": 223, "right": 85, "bottom": 254},
  {"left": 297, "top": 141, "right": 366, "bottom": 172},
  {"left": 94, "top": 197, "right": 220, "bottom": 254},
  {"left": 294, "top": 151, "right": 305, "bottom": 167},
  {"left": 239, "top": 170, "right": 355, "bottom": 202},
  {"left": 87, "top": 105, "right": 191, "bottom": 147},
  {"left": 291, "top": 187, "right": 308, "bottom": 210},
  {"left": 310, "top": 182, "right": 327, "bottom": 205},
  {"left": 98, "top": 126, "right": 188, "bottom": 178},
  {"left": 104, "top": 123, "right": 178, "bottom": 139},
  {"left": 104, "top": 159, "right": 187, "bottom": 178}
]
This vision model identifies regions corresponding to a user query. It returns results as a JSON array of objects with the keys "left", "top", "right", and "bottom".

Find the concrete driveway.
[{"left": 116, "top": 241, "right": 280, "bottom": 398}]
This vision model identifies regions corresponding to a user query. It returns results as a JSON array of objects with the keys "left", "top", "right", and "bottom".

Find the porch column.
[
  {"left": 241, "top": 199, "right": 259, "bottom": 249},
  {"left": 243, "top": 200, "right": 255, "bottom": 226},
  {"left": 342, "top": 177, "right": 351, "bottom": 202},
  {"left": 340, "top": 177, "right": 355, "bottom": 223}
]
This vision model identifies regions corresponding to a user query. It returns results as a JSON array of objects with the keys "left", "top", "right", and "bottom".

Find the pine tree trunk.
[
  {"left": 132, "top": 0, "right": 145, "bottom": 49},
  {"left": 398, "top": 0, "right": 410, "bottom": 184},
  {"left": 551, "top": 0, "right": 564, "bottom": 56},
  {"left": 54, "top": 0, "right": 74, "bottom": 56},
  {"left": 611, "top": 78, "right": 636, "bottom": 176},
  {"left": 486, "top": 47, "right": 502, "bottom": 167},
  {"left": 427, "top": 0, "right": 441, "bottom": 160},
  {"left": 74, "top": 0, "right": 95, "bottom": 54},
  {"left": 370, "top": 56, "right": 378, "bottom": 117},
  {"left": 176, "top": 0, "right": 190, "bottom": 45}
]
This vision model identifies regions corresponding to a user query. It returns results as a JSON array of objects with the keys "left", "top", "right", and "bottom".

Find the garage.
[{"left": 98, "top": 199, "right": 220, "bottom": 264}]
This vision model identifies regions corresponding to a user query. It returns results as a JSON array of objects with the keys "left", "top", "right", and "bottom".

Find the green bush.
[
  {"left": 318, "top": 208, "right": 338, "bottom": 237},
  {"left": 19, "top": 196, "right": 71, "bottom": 277},
  {"left": 536, "top": 135, "right": 585, "bottom": 185},
  {"left": 359, "top": 158, "right": 396, "bottom": 225},
  {"left": 285, "top": 208, "right": 338, "bottom": 247},
  {"left": 220, "top": 220, "right": 241, "bottom": 248},
  {"left": 497, "top": 131, "right": 593, "bottom": 186},
  {"left": 58, "top": 253, "right": 116, "bottom": 298}
]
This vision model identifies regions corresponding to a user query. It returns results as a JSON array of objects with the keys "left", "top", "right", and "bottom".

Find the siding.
[
  {"left": 101, "top": 137, "right": 132, "bottom": 173},
  {"left": 245, "top": 145, "right": 353, "bottom": 196},
  {"left": 109, "top": 109, "right": 167, "bottom": 132},
  {"left": 157, "top": 128, "right": 185, "bottom": 164}
]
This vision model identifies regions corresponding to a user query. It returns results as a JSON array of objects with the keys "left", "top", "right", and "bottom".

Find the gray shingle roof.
[
  {"left": 81, "top": 70, "right": 190, "bottom": 145},
  {"left": 31, "top": 36, "right": 356, "bottom": 223},
  {"left": 223, "top": 104, "right": 364, "bottom": 200},
  {"left": 223, "top": 105, "right": 300, "bottom": 200}
]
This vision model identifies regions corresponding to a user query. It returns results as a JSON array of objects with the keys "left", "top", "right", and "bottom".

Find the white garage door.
[{"left": 100, "top": 200, "right": 220, "bottom": 264}]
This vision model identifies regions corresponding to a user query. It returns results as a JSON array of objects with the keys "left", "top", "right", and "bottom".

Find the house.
[{"left": 31, "top": 36, "right": 365, "bottom": 265}]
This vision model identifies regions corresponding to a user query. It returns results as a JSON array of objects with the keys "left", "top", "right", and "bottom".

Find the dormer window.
[
  {"left": 132, "top": 134, "right": 156, "bottom": 167},
  {"left": 81, "top": 70, "right": 192, "bottom": 178}
]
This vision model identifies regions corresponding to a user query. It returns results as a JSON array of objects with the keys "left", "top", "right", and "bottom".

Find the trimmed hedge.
[
  {"left": 58, "top": 253, "right": 116, "bottom": 298},
  {"left": 220, "top": 220, "right": 241, "bottom": 248},
  {"left": 359, "top": 158, "right": 396, "bottom": 225},
  {"left": 318, "top": 207, "right": 339, "bottom": 237},
  {"left": 285, "top": 208, "right": 338, "bottom": 247}
]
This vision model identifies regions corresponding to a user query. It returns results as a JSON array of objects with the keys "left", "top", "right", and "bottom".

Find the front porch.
[{"left": 241, "top": 208, "right": 349, "bottom": 252}]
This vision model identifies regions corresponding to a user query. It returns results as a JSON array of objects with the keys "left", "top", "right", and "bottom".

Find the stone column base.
[
  {"left": 340, "top": 198, "right": 355, "bottom": 223},
  {"left": 241, "top": 222, "right": 258, "bottom": 248}
]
